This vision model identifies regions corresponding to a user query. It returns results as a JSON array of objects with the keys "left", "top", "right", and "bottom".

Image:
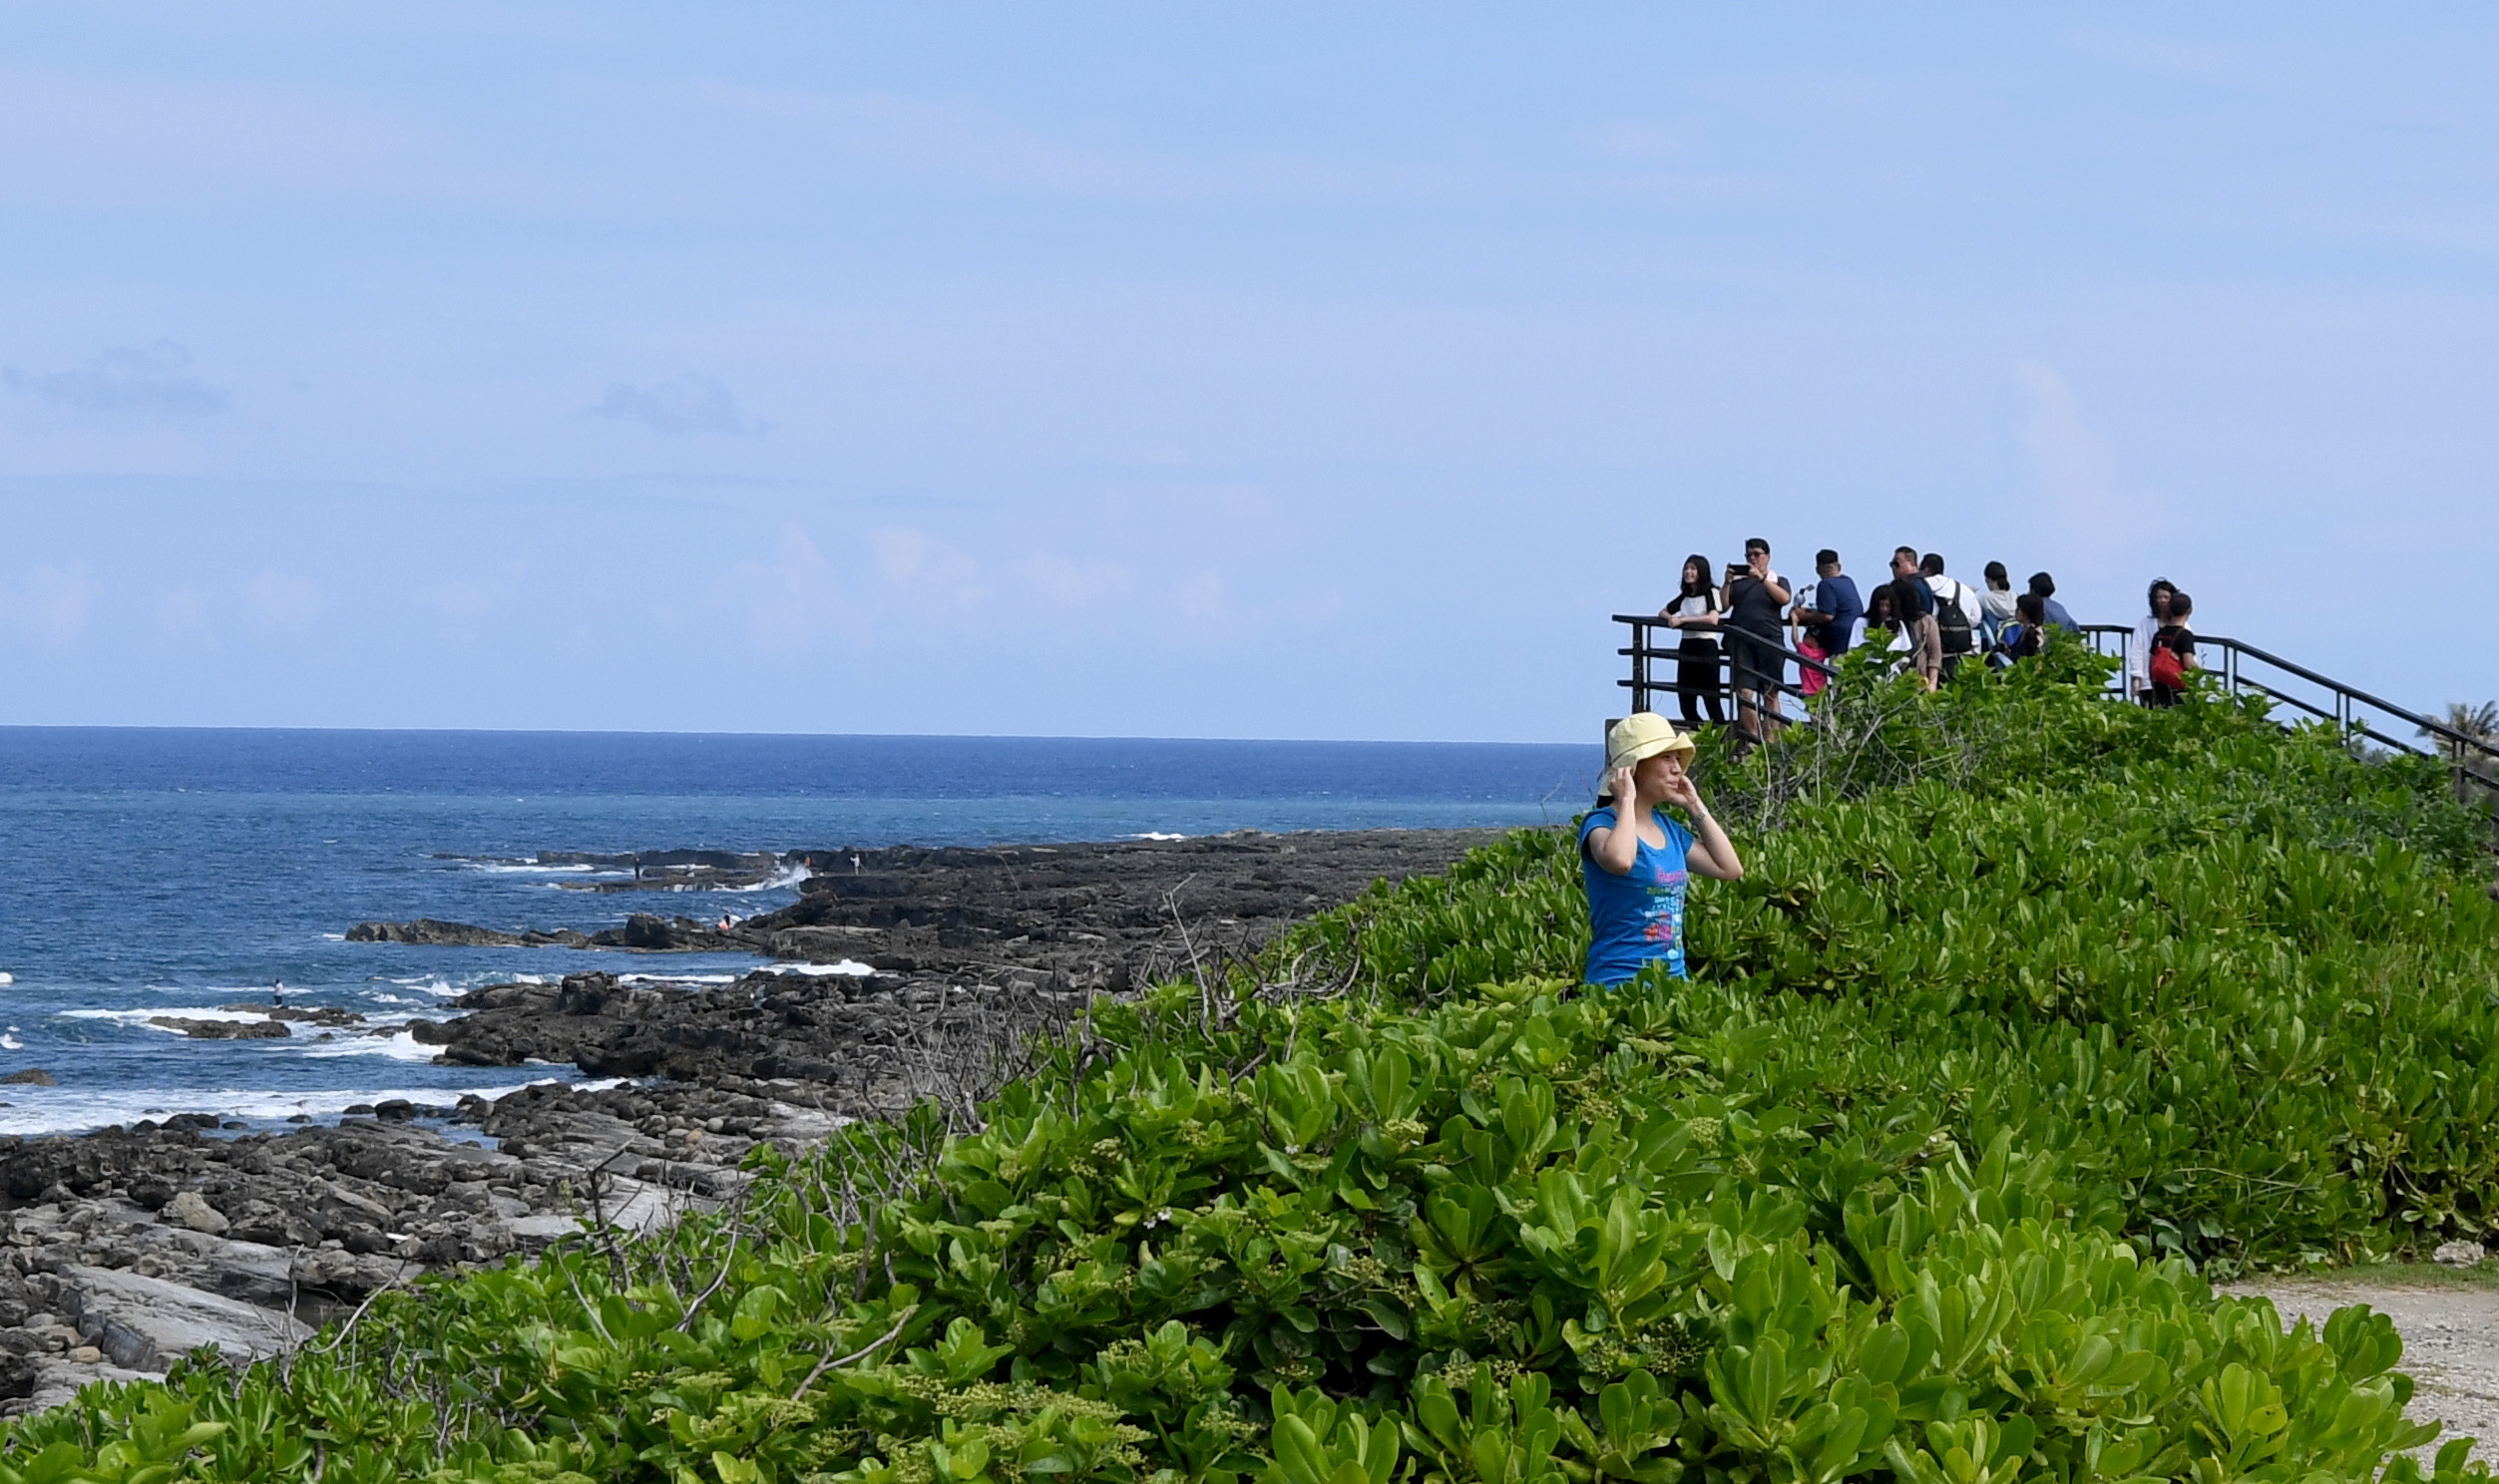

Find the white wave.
[
  {"left": 1125, "top": 832, "right": 1188, "bottom": 842},
  {"left": 319, "top": 933, "right": 346, "bottom": 941},
  {"left": 773, "top": 960, "right": 875, "bottom": 977},
  {"left": 61, "top": 1006, "right": 276, "bottom": 1032},
  {"left": 0, "top": 973, "right": 16, "bottom": 985},
  {"left": 0, "top": 1076, "right": 580, "bottom": 1137},
  {"left": 298, "top": 1029, "right": 442, "bottom": 1062},
  {"left": 724, "top": 861, "right": 813, "bottom": 894},
  {"left": 457, "top": 861, "right": 625, "bottom": 877},
  {"left": 385, "top": 975, "right": 464, "bottom": 998},
  {"left": 0, "top": 1036, "right": 21, "bottom": 1052},
  {"left": 618, "top": 972, "right": 739, "bottom": 985}
]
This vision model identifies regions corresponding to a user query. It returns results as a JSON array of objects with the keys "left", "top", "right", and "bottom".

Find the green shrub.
[{"left": 6, "top": 661, "right": 2495, "bottom": 1484}]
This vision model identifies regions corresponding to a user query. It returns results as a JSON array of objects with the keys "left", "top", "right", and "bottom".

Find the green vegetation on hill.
[{"left": 7, "top": 645, "right": 2498, "bottom": 1484}]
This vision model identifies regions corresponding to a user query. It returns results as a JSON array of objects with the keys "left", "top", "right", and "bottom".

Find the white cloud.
[
  {"left": 2015, "top": 360, "right": 2153, "bottom": 545},
  {"left": 726, "top": 525, "right": 840, "bottom": 651},
  {"left": 2063, "top": 31, "right": 2271, "bottom": 89},
  {"left": 871, "top": 526, "right": 988, "bottom": 613},
  {"left": 590, "top": 375, "right": 762, "bottom": 437},
  {"left": 4, "top": 341, "right": 227, "bottom": 417},
  {"left": 0, "top": 564, "right": 97, "bottom": 644},
  {"left": 1013, "top": 552, "right": 1135, "bottom": 608},
  {"left": 157, "top": 586, "right": 213, "bottom": 644},
  {"left": 242, "top": 570, "right": 323, "bottom": 629},
  {"left": 1585, "top": 123, "right": 1689, "bottom": 162}
]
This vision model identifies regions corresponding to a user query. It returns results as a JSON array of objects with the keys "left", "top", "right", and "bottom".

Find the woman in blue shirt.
[{"left": 1579, "top": 713, "right": 1746, "bottom": 986}]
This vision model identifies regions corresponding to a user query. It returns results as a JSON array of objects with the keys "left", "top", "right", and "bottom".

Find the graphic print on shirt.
[
  {"left": 1578, "top": 806, "right": 1695, "bottom": 984},
  {"left": 1637, "top": 855, "right": 1688, "bottom": 967}
]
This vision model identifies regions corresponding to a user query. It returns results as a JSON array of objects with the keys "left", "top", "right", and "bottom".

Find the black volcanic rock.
[
  {"left": 146, "top": 1018, "right": 287, "bottom": 1041},
  {"left": 409, "top": 829, "right": 1513, "bottom": 1109},
  {"left": 345, "top": 920, "right": 592, "bottom": 948}
]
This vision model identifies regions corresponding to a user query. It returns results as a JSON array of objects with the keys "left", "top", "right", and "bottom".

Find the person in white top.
[
  {"left": 2130, "top": 579, "right": 2179, "bottom": 703},
  {"left": 1920, "top": 555, "right": 1984, "bottom": 681},
  {"left": 1978, "top": 561, "right": 2020, "bottom": 651},
  {"left": 1658, "top": 555, "right": 1726, "bottom": 728}
]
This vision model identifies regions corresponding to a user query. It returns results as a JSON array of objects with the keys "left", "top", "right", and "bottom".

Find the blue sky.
[{"left": 1, "top": 5, "right": 2494, "bottom": 740}]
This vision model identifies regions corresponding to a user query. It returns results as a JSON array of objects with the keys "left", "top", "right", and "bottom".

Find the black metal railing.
[
  {"left": 2078, "top": 624, "right": 2499, "bottom": 790},
  {"left": 1618, "top": 613, "right": 2499, "bottom": 795},
  {"left": 1613, "top": 614, "right": 1837, "bottom": 731}
]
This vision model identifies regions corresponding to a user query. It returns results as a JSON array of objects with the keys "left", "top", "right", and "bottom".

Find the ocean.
[{"left": 0, "top": 728, "right": 1597, "bottom": 1136}]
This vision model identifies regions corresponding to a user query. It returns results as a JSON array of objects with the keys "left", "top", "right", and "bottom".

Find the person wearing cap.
[{"left": 1579, "top": 714, "right": 1744, "bottom": 987}]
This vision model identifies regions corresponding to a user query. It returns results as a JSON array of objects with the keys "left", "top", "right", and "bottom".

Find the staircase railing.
[
  {"left": 2074, "top": 624, "right": 2499, "bottom": 791},
  {"left": 1617, "top": 614, "right": 2499, "bottom": 797}
]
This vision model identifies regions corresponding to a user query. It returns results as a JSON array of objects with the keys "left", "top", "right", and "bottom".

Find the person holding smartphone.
[{"left": 1721, "top": 538, "right": 1791, "bottom": 742}]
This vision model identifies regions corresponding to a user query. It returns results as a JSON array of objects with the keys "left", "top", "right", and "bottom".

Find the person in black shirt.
[{"left": 1722, "top": 537, "right": 1791, "bottom": 743}]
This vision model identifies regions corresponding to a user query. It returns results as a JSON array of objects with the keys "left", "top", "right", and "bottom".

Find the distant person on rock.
[
  {"left": 1659, "top": 555, "right": 1726, "bottom": 729},
  {"left": 1722, "top": 539, "right": 1792, "bottom": 742},
  {"left": 2027, "top": 571, "right": 2078, "bottom": 633},
  {"left": 1979, "top": 562, "right": 2019, "bottom": 651},
  {"left": 1889, "top": 547, "right": 1941, "bottom": 690},
  {"left": 2131, "top": 578, "right": 2180, "bottom": 703},
  {"left": 1580, "top": 714, "right": 1743, "bottom": 987}
]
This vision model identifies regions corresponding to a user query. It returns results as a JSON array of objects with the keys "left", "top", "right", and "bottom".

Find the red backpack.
[{"left": 2150, "top": 636, "right": 2188, "bottom": 690}]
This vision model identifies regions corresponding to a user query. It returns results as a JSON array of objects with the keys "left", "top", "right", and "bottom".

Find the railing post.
[{"left": 1632, "top": 619, "right": 1651, "bottom": 715}]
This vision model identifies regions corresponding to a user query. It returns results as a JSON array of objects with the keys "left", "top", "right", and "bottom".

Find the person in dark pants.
[
  {"left": 1658, "top": 555, "right": 1726, "bottom": 728},
  {"left": 1790, "top": 549, "right": 1863, "bottom": 697},
  {"left": 1722, "top": 538, "right": 1792, "bottom": 742}
]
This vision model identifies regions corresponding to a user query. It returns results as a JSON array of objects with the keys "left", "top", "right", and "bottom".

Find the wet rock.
[
  {"left": 224, "top": 1002, "right": 364, "bottom": 1027},
  {"left": 0, "top": 1071, "right": 53, "bottom": 1087},
  {"left": 167, "top": 1192, "right": 226, "bottom": 1236},
  {"left": 418, "top": 829, "right": 1506, "bottom": 1103},
  {"left": 345, "top": 919, "right": 592, "bottom": 948},
  {"left": 58, "top": 1265, "right": 310, "bottom": 1372},
  {"left": 148, "top": 1017, "right": 287, "bottom": 1041}
]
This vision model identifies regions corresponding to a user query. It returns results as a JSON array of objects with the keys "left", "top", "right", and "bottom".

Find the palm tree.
[
  {"left": 2426, "top": 700, "right": 2499, "bottom": 746},
  {"left": 2422, "top": 700, "right": 2499, "bottom": 811}
]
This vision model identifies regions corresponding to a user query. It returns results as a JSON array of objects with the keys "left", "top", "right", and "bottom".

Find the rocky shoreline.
[{"left": 0, "top": 828, "right": 1509, "bottom": 1413}]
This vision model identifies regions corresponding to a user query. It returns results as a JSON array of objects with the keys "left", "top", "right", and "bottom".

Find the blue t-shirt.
[
  {"left": 1815, "top": 573, "right": 1863, "bottom": 654},
  {"left": 1578, "top": 805, "right": 1697, "bottom": 985}
]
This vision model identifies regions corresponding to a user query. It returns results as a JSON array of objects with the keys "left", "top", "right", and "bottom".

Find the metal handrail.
[
  {"left": 2070, "top": 620, "right": 2499, "bottom": 773},
  {"left": 1612, "top": 613, "right": 1838, "bottom": 725},
  {"left": 1625, "top": 612, "right": 2499, "bottom": 795}
]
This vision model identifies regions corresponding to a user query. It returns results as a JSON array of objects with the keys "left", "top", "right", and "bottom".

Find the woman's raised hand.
[
  {"left": 1608, "top": 764, "right": 1639, "bottom": 805},
  {"left": 1660, "top": 770, "right": 1702, "bottom": 812}
]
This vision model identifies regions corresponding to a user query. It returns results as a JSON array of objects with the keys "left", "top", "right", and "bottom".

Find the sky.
[{"left": 1, "top": 5, "right": 2495, "bottom": 741}]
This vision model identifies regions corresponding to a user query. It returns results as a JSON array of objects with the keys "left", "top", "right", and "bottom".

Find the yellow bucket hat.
[{"left": 1601, "top": 713, "right": 1696, "bottom": 790}]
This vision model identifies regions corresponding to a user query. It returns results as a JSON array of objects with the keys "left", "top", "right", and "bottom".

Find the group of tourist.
[
  {"left": 1657, "top": 540, "right": 2200, "bottom": 738},
  {"left": 1590, "top": 555, "right": 2207, "bottom": 992}
]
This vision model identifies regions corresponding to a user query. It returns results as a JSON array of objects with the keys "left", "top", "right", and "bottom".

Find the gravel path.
[{"left": 2231, "top": 1280, "right": 2499, "bottom": 1466}]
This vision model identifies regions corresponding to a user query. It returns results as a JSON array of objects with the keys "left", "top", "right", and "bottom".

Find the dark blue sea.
[{"left": 0, "top": 729, "right": 1597, "bottom": 1135}]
